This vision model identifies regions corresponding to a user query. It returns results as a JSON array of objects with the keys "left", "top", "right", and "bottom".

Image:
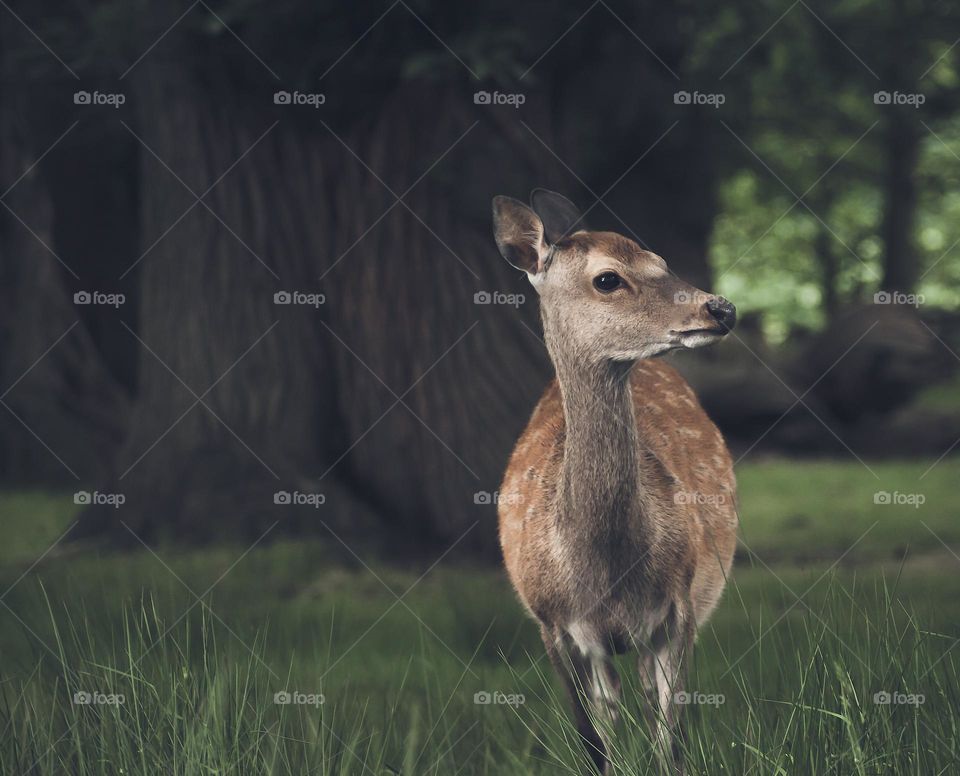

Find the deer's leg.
[
  {"left": 541, "top": 625, "right": 620, "bottom": 775},
  {"left": 587, "top": 651, "right": 622, "bottom": 729},
  {"left": 637, "top": 649, "right": 660, "bottom": 731},
  {"left": 648, "top": 616, "right": 694, "bottom": 775}
]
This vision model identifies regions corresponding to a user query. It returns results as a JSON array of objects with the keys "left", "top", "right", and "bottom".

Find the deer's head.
[{"left": 492, "top": 190, "right": 736, "bottom": 364}]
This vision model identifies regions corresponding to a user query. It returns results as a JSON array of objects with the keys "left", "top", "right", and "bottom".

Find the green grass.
[
  {"left": 736, "top": 458, "right": 959, "bottom": 562},
  {"left": 1, "top": 458, "right": 959, "bottom": 774},
  {"left": 913, "top": 372, "right": 960, "bottom": 413}
]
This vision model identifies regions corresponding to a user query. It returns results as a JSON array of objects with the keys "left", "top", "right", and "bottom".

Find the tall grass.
[
  {"left": 2, "top": 465, "right": 958, "bottom": 775},
  {"left": 1, "top": 566, "right": 957, "bottom": 774}
]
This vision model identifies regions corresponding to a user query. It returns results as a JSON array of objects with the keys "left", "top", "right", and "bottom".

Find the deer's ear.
[
  {"left": 530, "top": 189, "right": 585, "bottom": 243},
  {"left": 492, "top": 196, "right": 548, "bottom": 275}
]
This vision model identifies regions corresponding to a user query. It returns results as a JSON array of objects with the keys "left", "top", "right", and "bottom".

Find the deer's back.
[{"left": 498, "top": 359, "right": 737, "bottom": 630}]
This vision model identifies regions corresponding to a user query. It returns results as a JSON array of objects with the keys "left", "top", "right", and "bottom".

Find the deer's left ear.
[
  {"left": 530, "top": 189, "right": 585, "bottom": 243},
  {"left": 492, "top": 196, "right": 548, "bottom": 276}
]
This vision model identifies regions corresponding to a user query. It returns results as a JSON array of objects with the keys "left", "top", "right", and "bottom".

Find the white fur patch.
[{"left": 567, "top": 621, "right": 605, "bottom": 658}]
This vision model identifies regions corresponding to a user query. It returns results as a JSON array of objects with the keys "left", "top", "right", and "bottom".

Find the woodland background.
[{"left": 1, "top": 0, "right": 959, "bottom": 556}]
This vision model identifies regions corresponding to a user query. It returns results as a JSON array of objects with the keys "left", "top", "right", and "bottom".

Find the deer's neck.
[{"left": 551, "top": 349, "right": 644, "bottom": 538}]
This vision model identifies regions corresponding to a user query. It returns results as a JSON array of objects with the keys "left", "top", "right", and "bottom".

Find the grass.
[
  {"left": 913, "top": 372, "right": 960, "bottom": 414},
  {"left": 735, "top": 458, "right": 959, "bottom": 562},
  {"left": 1, "top": 458, "right": 959, "bottom": 774}
]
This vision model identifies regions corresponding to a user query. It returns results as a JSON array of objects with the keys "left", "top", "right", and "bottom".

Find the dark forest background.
[{"left": 2, "top": 0, "right": 960, "bottom": 557}]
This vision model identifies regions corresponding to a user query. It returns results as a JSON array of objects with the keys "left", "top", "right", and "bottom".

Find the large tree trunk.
[
  {"left": 67, "top": 4, "right": 723, "bottom": 556},
  {"left": 321, "top": 85, "right": 558, "bottom": 556},
  {"left": 75, "top": 57, "right": 382, "bottom": 544},
  {"left": 0, "top": 81, "right": 129, "bottom": 486},
  {"left": 74, "top": 55, "right": 557, "bottom": 555}
]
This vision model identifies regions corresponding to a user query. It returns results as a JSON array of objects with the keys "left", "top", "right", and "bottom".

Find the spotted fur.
[{"left": 492, "top": 192, "right": 739, "bottom": 775}]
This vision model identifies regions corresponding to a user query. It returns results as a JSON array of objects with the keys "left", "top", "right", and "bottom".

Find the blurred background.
[
  {"left": 2, "top": 1, "right": 960, "bottom": 772},
  {"left": 2, "top": 0, "right": 960, "bottom": 555}
]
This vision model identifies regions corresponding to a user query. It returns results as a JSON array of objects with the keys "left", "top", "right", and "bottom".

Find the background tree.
[{"left": 1, "top": 0, "right": 958, "bottom": 552}]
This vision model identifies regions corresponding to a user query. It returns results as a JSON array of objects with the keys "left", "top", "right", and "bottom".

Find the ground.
[{"left": 1, "top": 458, "right": 959, "bottom": 774}]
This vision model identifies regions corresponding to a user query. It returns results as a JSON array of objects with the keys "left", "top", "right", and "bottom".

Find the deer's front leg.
[
  {"left": 541, "top": 625, "right": 620, "bottom": 775},
  {"left": 648, "top": 615, "right": 694, "bottom": 775}
]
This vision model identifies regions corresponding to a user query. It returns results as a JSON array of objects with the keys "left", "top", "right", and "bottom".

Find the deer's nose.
[{"left": 706, "top": 297, "right": 737, "bottom": 331}]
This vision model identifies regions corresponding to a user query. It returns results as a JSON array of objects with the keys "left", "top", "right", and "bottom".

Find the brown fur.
[
  {"left": 492, "top": 193, "right": 739, "bottom": 775},
  {"left": 499, "top": 361, "right": 737, "bottom": 631}
]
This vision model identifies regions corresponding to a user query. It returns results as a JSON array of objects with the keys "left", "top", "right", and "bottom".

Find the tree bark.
[
  {"left": 0, "top": 84, "right": 129, "bottom": 486},
  {"left": 73, "top": 58, "right": 556, "bottom": 555},
  {"left": 879, "top": 112, "right": 921, "bottom": 293}
]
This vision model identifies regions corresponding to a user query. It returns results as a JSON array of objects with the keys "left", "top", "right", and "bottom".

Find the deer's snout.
[{"left": 705, "top": 297, "right": 737, "bottom": 331}]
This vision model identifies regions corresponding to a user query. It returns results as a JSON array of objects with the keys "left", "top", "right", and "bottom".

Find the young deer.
[{"left": 493, "top": 191, "right": 738, "bottom": 775}]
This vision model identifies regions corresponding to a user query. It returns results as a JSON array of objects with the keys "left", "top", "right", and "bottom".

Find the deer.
[{"left": 492, "top": 190, "right": 739, "bottom": 775}]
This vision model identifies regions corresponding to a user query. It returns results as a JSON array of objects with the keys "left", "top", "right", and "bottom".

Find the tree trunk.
[
  {"left": 879, "top": 107, "right": 921, "bottom": 293},
  {"left": 0, "top": 78, "right": 129, "bottom": 486},
  {"left": 813, "top": 187, "right": 840, "bottom": 318},
  {"left": 66, "top": 6, "right": 722, "bottom": 555},
  {"left": 74, "top": 56, "right": 381, "bottom": 544},
  {"left": 74, "top": 55, "right": 557, "bottom": 556}
]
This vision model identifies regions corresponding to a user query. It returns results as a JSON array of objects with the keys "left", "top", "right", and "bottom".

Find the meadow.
[{"left": 1, "top": 458, "right": 958, "bottom": 774}]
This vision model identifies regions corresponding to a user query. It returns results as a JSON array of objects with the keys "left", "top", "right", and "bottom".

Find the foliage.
[{"left": 8, "top": 0, "right": 960, "bottom": 335}]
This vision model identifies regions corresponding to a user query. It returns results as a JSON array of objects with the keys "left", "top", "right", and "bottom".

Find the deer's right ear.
[{"left": 492, "top": 196, "right": 548, "bottom": 276}]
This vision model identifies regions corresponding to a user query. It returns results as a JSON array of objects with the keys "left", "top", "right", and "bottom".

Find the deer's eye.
[{"left": 593, "top": 272, "right": 623, "bottom": 293}]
